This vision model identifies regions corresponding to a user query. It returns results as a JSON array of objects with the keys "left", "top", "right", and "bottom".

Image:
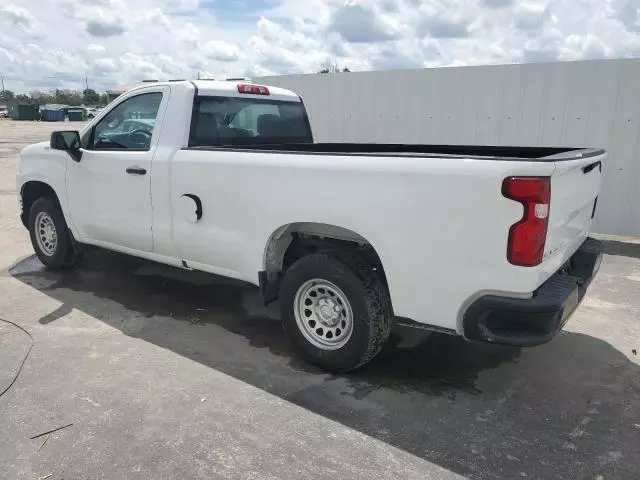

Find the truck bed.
[{"left": 185, "top": 143, "right": 604, "bottom": 161}]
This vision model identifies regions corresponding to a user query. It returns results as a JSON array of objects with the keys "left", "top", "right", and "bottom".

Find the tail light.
[
  {"left": 237, "top": 84, "right": 270, "bottom": 95},
  {"left": 502, "top": 177, "right": 551, "bottom": 267}
]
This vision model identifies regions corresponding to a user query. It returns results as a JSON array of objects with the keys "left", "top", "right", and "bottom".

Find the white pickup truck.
[{"left": 17, "top": 80, "right": 605, "bottom": 372}]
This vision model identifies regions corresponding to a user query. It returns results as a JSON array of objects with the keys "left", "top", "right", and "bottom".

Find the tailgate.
[{"left": 545, "top": 151, "right": 604, "bottom": 262}]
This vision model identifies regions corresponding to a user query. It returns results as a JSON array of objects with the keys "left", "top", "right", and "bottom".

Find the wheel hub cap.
[
  {"left": 293, "top": 279, "right": 354, "bottom": 351},
  {"left": 317, "top": 298, "right": 340, "bottom": 326},
  {"left": 35, "top": 212, "right": 57, "bottom": 257},
  {"left": 44, "top": 225, "right": 55, "bottom": 242}
]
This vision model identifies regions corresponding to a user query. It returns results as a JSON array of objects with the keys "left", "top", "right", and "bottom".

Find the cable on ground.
[{"left": 0, "top": 317, "right": 34, "bottom": 399}]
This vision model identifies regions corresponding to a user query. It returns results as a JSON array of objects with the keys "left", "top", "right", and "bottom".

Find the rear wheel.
[
  {"left": 29, "top": 197, "right": 82, "bottom": 269},
  {"left": 279, "top": 252, "right": 392, "bottom": 372}
]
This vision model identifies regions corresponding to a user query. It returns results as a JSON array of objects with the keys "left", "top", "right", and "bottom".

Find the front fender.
[{"left": 18, "top": 142, "right": 78, "bottom": 238}]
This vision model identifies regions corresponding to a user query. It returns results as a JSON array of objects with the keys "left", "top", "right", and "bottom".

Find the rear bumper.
[{"left": 463, "top": 237, "right": 603, "bottom": 347}]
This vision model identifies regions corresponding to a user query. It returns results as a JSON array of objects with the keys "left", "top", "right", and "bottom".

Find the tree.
[
  {"left": 51, "top": 89, "right": 82, "bottom": 106},
  {"left": 29, "top": 90, "right": 52, "bottom": 105},
  {"left": 318, "top": 65, "right": 351, "bottom": 74},
  {"left": 0, "top": 89, "right": 15, "bottom": 104},
  {"left": 83, "top": 88, "right": 100, "bottom": 106},
  {"left": 4, "top": 88, "right": 108, "bottom": 106}
]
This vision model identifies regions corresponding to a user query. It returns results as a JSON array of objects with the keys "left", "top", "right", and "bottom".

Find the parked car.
[
  {"left": 16, "top": 80, "right": 605, "bottom": 372},
  {"left": 0, "top": 106, "right": 8, "bottom": 118},
  {"left": 86, "top": 107, "right": 103, "bottom": 119}
]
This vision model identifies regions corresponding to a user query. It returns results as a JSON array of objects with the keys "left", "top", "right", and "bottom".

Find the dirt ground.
[{"left": 0, "top": 119, "right": 639, "bottom": 480}]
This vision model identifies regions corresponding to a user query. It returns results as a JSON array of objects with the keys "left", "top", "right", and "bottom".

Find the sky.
[{"left": 0, "top": 0, "right": 639, "bottom": 93}]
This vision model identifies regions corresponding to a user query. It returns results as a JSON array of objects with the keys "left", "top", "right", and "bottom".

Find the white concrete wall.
[{"left": 256, "top": 59, "right": 640, "bottom": 237}]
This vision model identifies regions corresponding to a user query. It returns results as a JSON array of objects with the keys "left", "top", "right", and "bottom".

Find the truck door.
[{"left": 66, "top": 87, "right": 169, "bottom": 252}]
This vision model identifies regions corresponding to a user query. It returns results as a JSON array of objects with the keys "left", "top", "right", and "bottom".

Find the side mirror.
[{"left": 50, "top": 130, "right": 82, "bottom": 162}]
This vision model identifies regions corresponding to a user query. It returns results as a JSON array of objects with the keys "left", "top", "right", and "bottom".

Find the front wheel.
[
  {"left": 29, "top": 197, "right": 82, "bottom": 269},
  {"left": 279, "top": 252, "right": 392, "bottom": 372}
]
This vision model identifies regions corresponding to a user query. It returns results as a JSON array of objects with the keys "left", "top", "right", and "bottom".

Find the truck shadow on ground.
[
  {"left": 601, "top": 238, "right": 640, "bottom": 259},
  {"left": 9, "top": 249, "right": 640, "bottom": 480}
]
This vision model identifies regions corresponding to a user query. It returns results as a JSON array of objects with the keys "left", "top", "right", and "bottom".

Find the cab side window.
[{"left": 89, "top": 93, "right": 163, "bottom": 151}]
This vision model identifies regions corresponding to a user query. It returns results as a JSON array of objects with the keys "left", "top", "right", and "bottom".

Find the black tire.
[
  {"left": 28, "top": 197, "right": 80, "bottom": 269},
  {"left": 279, "top": 252, "right": 392, "bottom": 372}
]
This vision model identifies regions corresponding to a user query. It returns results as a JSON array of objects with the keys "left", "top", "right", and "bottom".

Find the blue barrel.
[{"left": 42, "top": 109, "right": 65, "bottom": 122}]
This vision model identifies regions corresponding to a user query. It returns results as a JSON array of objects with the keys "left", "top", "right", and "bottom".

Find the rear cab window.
[{"left": 189, "top": 95, "right": 313, "bottom": 147}]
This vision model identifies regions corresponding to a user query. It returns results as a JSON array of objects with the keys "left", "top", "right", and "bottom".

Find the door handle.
[{"left": 126, "top": 166, "right": 147, "bottom": 175}]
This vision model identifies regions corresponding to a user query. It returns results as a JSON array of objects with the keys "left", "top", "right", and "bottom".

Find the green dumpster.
[
  {"left": 68, "top": 108, "right": 86, "bottom": 121},
  {"left": 9, "top": 104, "right": 40, "bottom": 121}
]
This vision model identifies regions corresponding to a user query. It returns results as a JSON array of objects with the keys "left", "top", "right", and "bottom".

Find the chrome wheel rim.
[
  {"left": 293, "top": 279, "right": 354, "bottom": 350},
  {"left": 35, "top": 212, "right": 57, "bottom": 256}
]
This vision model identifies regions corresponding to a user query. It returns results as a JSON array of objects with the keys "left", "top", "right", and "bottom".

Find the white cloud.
[
  {"left": 94, "top": 58, "right": 118, "bottom": 73},
  {"left": 85, "top": 11, "right": 126, "bottom": 37},
  {"left": 514, "top": 2, "right": 551, "bottom": 31},
  {"left": 0, "top": 4, "right": 38, "bottom": 34},
  {"left": 610, "top": 0, "right": 640, "bottom": 32},
  {"left": 202, "top": 40, "right": 245, "bottom": 62},
  {"left": 419, "top": 17, "right": 470, "bottom": 38},
  {"left": 146, "top": 9, "right": 171, "bottom": 28},
  {"left": 165, "top": 0, "right": 199, "bottom": 12},
  {"left": 176, "top": 22, "right": 200, "bottom": 44},
  {"left": 87, "top": 44, "right": 106, "bottom": 53},
  {"left": 481, "top": 0, "right": 514, "bottom": 7},
  {"left": 0, "top": 0, "right": 638, "bottom": 93},
  {"left": 328, "top": 3, "right": 400, "bottom": 42},
  {"left": 85, "top": 0, "right": 122, "bottom": 5},
  {"left": 559, "top": 33, "right": 610, "bottom": 61},
  {"left": 27, "top": 43, "right": 43, "bottom": 53}
]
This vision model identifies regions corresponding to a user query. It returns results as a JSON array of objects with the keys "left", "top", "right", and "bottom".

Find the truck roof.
[
  {"left": 194, "top": 80, "right": 300, "bottom": 101},
  {"left": 124, "top": 80, "right": 301, "bottom": 102}
]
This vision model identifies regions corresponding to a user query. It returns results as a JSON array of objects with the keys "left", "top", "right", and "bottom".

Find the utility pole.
[
  {"left": 197, "top": 72, "right": 201, "bottom": 80},
  {"left": 1, "top": 73, "right": 5, "bottom": 93},
  {"left": 85, "top": 72, "right": 89, "bottom": 91}
]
